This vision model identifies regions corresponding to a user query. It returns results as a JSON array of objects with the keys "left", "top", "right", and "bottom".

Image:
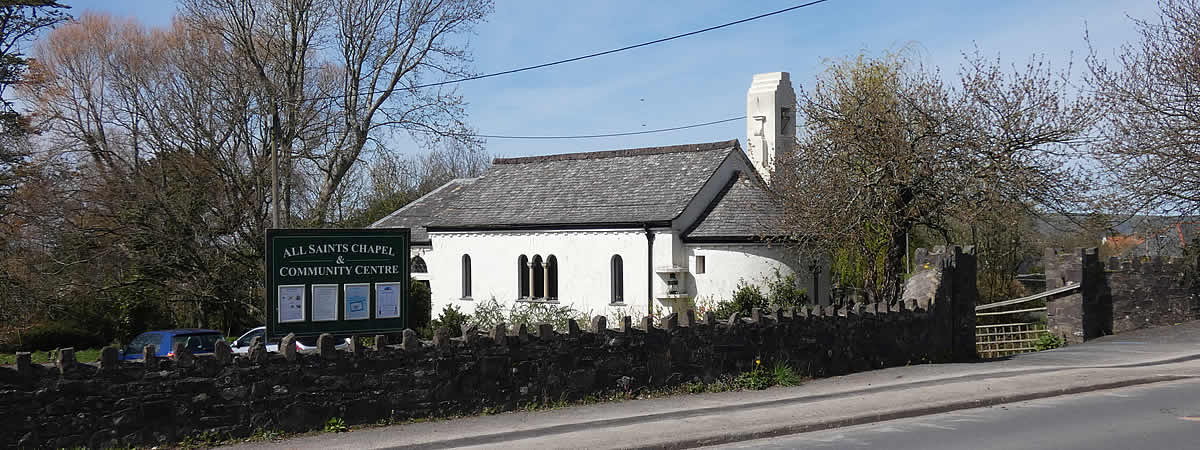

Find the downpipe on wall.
[{"left": 645, "top": 225, "right": 655, "bottom": 317}]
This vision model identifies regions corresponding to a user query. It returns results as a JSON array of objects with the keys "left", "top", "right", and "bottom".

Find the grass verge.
[{"left": 1, "top": 348, "right": 105, "bottom": 365}]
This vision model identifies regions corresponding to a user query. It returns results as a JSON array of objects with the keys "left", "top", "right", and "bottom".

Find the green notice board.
[{"left": 265, "top": 228, "right": 410, "bottom": 339}]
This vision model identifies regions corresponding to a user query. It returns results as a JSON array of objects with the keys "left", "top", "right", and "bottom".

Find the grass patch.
[
  {"left": 0, "top": 348, "right": 105, "bottom": 365},
  {"left": 771, "top": 361, "right": 804, "bottom": 387}
]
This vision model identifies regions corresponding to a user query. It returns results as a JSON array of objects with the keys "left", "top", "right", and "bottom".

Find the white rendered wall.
[
  {"left": 685, "top": 243, "right": 831, "bottom": 307},
  {"left": 746, "top": 72, "right": 796, "bottom": 183},
  {"left": 426, "top": 229, "right": 667, "bottom": 318}
]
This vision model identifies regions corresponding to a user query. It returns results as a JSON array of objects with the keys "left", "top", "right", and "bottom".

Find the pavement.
[{"left": 223, "top": 321, "right": 1200, "bottom": 450}]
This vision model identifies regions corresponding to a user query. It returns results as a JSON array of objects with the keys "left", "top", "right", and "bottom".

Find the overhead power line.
[
  {"left": 415, "top": 116, "right": 745, "bottom": 140},
  {"left": 303, "top": 0, "right": 832, "bottom": 102}
]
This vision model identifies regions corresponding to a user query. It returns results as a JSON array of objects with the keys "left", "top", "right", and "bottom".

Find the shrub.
[
  {"left": 470, "top": 297, "right": 507, "bottom": 330},
  {"left": 509, "top": 302, "right": 589, "bottom": 331},
  {"left": 16, "top": 321, "right": 109, "bottom": 352},
  {"left": 765, "top": 270, "right": 809, "bottom": 308},
  {"left": 470, "top": 296, "right": 589, "bottom": 332},
  {"left": 732, "top": 358, "right": 772, "bottom": 390},
  {"left": 408, "top": 278, "right": 432, "bottom": 331},
  {"left": 1034, "top": 333, "right": 1067, "bottom": 351},
  {"left": 430, "top": 305, "right": 471, "bottom": 337},
  {"left": 713, "top": 282, "right": 769, "bottom": 318}
]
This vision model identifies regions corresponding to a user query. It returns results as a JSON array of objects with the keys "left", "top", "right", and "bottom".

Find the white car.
[{"left": 230, "top": 326, "right": 351, "bottom": 354}]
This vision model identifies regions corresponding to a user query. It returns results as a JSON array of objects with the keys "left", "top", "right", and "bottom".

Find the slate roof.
[
  {"left": 370, "top": 178, "right": 476, "bottom": 243},
  {"left": 426, "top": 140, "right": 741, "bottom": 228},
  {"left": 683, "top": 171, "right": 786, "bottom": 242}
]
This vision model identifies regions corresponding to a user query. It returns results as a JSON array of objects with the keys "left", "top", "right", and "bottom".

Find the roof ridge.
[{"left": 492, "top": 139, "right": 739, "bottom": 165}]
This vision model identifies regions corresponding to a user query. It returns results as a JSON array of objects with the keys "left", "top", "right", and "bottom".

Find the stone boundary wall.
[
  {"left": 1, "top": 248, "right": 977, "bottom": 449},
  {"left": 1045, "top": 248, "right": 1199, "bottom": 343}
]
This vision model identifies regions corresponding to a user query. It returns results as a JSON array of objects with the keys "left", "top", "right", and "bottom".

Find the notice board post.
[{"left": 266, "top": 228, "right": 410, "bottom": 339}]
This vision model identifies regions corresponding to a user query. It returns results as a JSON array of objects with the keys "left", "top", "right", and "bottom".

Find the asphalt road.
[{"left": 711, "top": 377, "right": 1200, "bottom": 450}]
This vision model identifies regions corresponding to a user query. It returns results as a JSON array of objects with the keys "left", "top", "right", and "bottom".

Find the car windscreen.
[{"left": 171, "top": 333, "right": 223, "bottom": 353}]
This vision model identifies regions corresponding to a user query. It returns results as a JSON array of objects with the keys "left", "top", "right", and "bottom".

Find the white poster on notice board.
[
  {"left": 278, "top": 285, "right": 306, "bottom": 323},
  {"left": 311, "top": 284, "right": 339, "bottom": 321},
  {"left": 375, "top": 282, "right": 401, "bottom": 319}
]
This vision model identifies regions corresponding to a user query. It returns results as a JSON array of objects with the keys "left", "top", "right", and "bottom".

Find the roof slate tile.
[
  {"left": 684, "top": 172, "right": 787, "bottom": 241},
  {"left": 431, "top": 140, "right": 740, "bottom": 227}
]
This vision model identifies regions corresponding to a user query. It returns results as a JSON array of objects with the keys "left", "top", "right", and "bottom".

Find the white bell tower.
[{"left": 746, "top": 72, "right": 796, "bottom": 184}]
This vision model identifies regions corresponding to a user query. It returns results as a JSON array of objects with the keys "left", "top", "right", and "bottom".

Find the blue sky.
[{"left": 62, "top": 0, "right": 1158, "bottom": 159}]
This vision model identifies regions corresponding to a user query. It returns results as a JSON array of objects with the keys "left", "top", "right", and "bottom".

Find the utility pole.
[{"left": 270, "top": 118, "right": 280, "bottom": 229}]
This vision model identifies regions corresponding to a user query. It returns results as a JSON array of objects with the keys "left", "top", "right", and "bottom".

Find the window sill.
[
  {"left": 458, "top": 297, "right": 474, "bottom": 301},
  {"left": 608, "top": 302, "right": 628, "bottom": 307},
  {"left": 516, "top": 298, "right": 559, "bottom": 304}
]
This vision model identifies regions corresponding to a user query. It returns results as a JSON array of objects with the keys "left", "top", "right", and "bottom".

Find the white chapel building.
[{"left": 371, "top": 72, "right": 830, "bottom": 317}]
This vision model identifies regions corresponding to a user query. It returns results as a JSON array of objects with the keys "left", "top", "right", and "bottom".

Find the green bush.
[
  {"left": 470, "top": 296, "right": 589, "bottom": 332},
  {"left": 732, "top": 358, "right": 772, "bottom": 390},
  {"left": 1034, "top": 333, "right": 1067, "bottom": 351},
  {"left": 16, "top": 321, "right": 109, "bottom": 352},
  {"left": 409, "top": 278, "right": 432, "bottom": 331},
  {"left": 430, "top": 304, "right": 471, "bottom": 337},
  {"left": 765, "top": 270, "right": 809, "bottom": 309},
  {"left": 713, "top": 282, "right": 769, "bottom": 318},
  {"left": 470, "top": 297, "right": 507, "bottom": 330},
  {"left": 710, "top": 271, "right": 811, "bottom": 319},
  {"left": 507, "top": 301, "right": 589, "bottom": 331}
]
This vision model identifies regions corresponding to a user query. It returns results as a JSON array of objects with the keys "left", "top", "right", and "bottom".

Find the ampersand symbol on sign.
[{"left": 336, "top": 256, "right": 345, "bottom": 264}]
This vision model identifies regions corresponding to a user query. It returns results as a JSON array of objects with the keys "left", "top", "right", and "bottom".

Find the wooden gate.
[{"left": 975, "top": 281, "right": 1079, "bottom": 358}]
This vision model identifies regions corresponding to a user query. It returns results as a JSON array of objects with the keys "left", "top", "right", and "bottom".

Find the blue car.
[{"left": 120, "top": 329, "right": 226, "bottom": 360}]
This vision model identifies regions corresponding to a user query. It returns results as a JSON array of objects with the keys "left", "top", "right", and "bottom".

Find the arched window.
[
  {"left": 461, "top": 254, "right": 472, "bottom": 298},
  {"left": 411, "top": 256, "right": 427, "bottom": 273},
  {"left": 531, "top": 255, "right": 545, "bottom": 299},
  {"left": 518, "top": 255, "right": 530, "bottom": 298},
  {"left": 547, "top": 255, "right": 558, "bottom": 300},
  {"left": 610, "top": 255, "right": 624, "bottom": 304}
]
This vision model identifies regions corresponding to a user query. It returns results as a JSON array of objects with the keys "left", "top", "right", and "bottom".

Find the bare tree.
[
  {"left": 181, "top": 0, "right": 491, "bottom": 225},
  {"left": 14, "top": 13, "right": 278, "bottom": 335},
  {"left": 774, "top": 51, "right": 1096, "bottom": 301},
  {"left": 1087, "top": 0, "right": 1200, "bottom": 217},
  {"left": 11, "top": 7, "right": 494, "bottom": 334}
]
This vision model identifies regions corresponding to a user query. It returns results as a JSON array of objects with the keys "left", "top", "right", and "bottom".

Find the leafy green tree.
[{"left": 775, "top": 50, "right": 1097, "bottom": 302}]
